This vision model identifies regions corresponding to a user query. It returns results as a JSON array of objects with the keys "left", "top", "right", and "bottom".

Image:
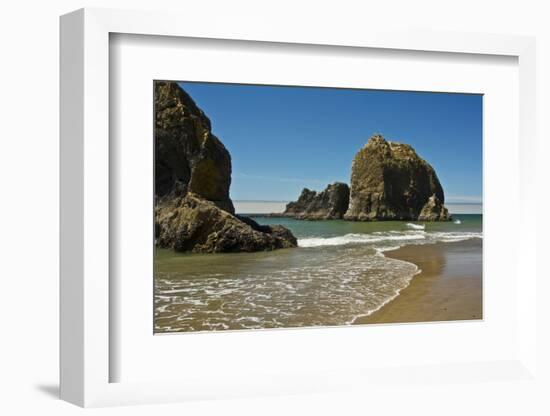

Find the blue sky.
[{"left": 179, "top": 82, "right": 482, "bottom": 203}]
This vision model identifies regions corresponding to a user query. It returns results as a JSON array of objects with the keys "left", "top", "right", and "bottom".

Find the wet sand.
[{"left": 354, "top": 239, "right": 482, "bottom": 325}]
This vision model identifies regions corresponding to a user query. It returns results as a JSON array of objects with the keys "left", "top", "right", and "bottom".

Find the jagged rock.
[
  {"left": 344, "top": 134, "right": 450, "bottom": 221},
  {"left": 155, "top": 81, "right": 234, "bottom": 213},
  {"left": 418, "top": 194, "right": 450, "bottom": 221},
  {"left": 156, "top": 194, "right": 297, "bottom": 253},
  {"left": 283, "top": 182, "right": 350, "bottom": 220},
  {"left": 154, "top": 81, "right": 297, "bottom": 252}
]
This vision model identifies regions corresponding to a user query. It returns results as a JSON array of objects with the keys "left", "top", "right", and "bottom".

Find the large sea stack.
[
  {"left": 155, "top": 81, "right": 297, "bottom": 252},
  {"left": 282, "top": 182, "right": 350, "bottom": 220},
  {"left": 344, "top": 134, "right": 450, "bottom": 221},
  {"left": 155, "top": 81, "right": 234, "bottom": 213}
]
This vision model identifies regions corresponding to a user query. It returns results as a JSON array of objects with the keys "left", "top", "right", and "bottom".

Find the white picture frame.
[{"left": 60, "top": 7, "right": 538, "bottom": 408}]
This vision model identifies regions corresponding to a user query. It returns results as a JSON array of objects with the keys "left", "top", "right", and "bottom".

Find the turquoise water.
[
  {"left": 155, "top": 215, "right": 482, "bottom": 333},
  {"left": 251, "top": 214, "right": 482, "bottom": 241}
]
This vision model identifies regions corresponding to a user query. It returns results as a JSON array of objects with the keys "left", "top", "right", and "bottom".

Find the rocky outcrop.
[
  {"left": 155, "top": 81, "right": 297, "bottom": 252},
  {"left": 156, "top": 194, "right": 297, "bottom": 253},
  {"left": 155, "top": 81, "right": 234, "bottom": 213},
  {"left": 344, "top": 134, "right": 450, "bottom": 221},
  {"left": 418, "top": 194, "right": 450, "bottom": 221},
  {"left": 283, "top": 182, "right": 350, "bottom": 219}
]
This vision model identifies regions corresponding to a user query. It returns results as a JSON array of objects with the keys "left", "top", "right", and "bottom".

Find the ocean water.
[
  {"left": 155, "top": 213, "right": 482, "bottom": 333},
  {"left": 233, "top": 201, "right": 483, "bottom": 215}
]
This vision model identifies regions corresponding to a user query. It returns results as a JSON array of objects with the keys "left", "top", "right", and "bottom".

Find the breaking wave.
[
  {"left": 298, "top": 232, "right": 426, "bottom": 248},
  {"left": 406, "top": 223, "right": 425, "bottom": 230},
  {"left": 298, "top": 230, "right": 481, "bottom": 249}
]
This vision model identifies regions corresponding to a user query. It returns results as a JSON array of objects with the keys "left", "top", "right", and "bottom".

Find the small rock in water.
[{"left": 282, "top": 182, "right": 350, "bottom": 220}]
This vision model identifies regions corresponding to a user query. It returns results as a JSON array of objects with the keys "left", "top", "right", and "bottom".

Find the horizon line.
[{"left": 233, "top": 199, "right": 483, "bottom": 205}]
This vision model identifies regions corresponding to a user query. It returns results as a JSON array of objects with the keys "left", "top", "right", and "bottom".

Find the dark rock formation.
[
  {"left": 418, "top": 194, "right": 450, "bottom": 221},
  {"left": 283, "top": 182, "right": 350, "bottom": 220},
  {"left": 344, "top": 134, "right": 450, "bottom": 221},
  {"left": 155, "top": 80, "right": 234, "bottom": 213},
  {"left": 154, "top": 81, "right": 297, "bottom": 252},
  {"left": 156, "top": 194, "right": 297, "bottom": 253}
]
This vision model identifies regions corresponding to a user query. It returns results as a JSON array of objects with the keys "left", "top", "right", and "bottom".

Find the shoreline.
[
  {"left": 349, "top": 262, "right": 422, "bottom": 325},
  {"left": 354, "top": 238, "right": 483, "bottom": 325}
]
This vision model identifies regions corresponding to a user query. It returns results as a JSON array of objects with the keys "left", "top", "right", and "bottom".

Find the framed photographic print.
[{"left": 60, "top": 8, "right": 538, "bottom": 408}]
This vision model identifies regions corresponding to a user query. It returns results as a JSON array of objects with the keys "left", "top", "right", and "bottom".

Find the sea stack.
[
  {"left": 344, "top": 134, "right": 450, "bottom": 221},
  {"left": 155, "top": 81, "right": 234, "bottom": 213},
  {"left": 154, "top": 81, "right": 297, "bottom": 252},
  {"left": 282, "top": 182, "right": 350, "bottom": 220}
]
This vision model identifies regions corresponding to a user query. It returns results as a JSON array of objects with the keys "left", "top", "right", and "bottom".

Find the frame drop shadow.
[{"left": 34, "top": 384, "right": 59, "bottom": 399}]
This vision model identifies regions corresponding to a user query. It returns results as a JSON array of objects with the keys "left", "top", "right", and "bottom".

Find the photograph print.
[{"left": 154, "top": 80, "right": 482, "bottom": 333}]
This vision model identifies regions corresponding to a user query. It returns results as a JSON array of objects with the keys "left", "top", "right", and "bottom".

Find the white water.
[
  {"left": 406, "top": 223, "right": 425, "bottom": 230},
  {"left": 298, "top": 230, "right": 481, "bottom": 248}
]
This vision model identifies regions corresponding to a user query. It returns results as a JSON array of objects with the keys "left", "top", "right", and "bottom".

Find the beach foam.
[{"left": 155, "top": 244, "right": 420, "bottom": 332}]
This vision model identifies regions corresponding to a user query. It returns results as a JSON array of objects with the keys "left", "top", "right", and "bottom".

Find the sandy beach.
[{"left": 354, "top": 238, "right": 483, "bottom": 325}]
